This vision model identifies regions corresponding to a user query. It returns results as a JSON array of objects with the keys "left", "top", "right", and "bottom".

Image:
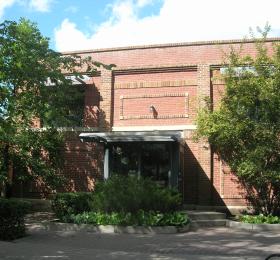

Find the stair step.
[
  {"left": 184, "top": 211, "right": 226, "bottom": 221},
  {"left": 190, "top": 219, "right": 227, "bottom": 229}
]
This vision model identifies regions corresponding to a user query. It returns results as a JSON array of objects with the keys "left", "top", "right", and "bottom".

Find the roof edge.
[{"left": 61, "top": 37, "right": 280, "bottom": 55}]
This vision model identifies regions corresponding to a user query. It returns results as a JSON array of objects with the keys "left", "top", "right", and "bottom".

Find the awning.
[{"left": 79, "top": 131, "right": 182, "bottom": 143}]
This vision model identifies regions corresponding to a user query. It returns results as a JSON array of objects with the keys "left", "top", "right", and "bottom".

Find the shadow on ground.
[{"left": 0, "top": 227, "right": 279, "bottom": 260}]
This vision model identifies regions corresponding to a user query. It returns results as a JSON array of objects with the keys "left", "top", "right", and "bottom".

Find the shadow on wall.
[
  {"left": 11, "top": 82, "right": 112, "bottom": 198},
  {"left": 11, "top": 133, "right": 105, "bottom": 198},
  {"left": 183, "top": 143, "right": 231, "bottom": 214}
]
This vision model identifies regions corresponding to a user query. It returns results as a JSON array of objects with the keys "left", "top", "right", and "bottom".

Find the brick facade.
[{"left": 17, "top": 38, "right": 279, "bottom": 210}]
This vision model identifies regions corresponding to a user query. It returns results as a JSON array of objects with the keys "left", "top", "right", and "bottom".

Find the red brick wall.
[
  {"left": 78, "top": 41, "right": 275, "bottom": 68},
  {"left": 83, "top": 76, "right": 101, "bottom": 127},
  {"left": 58, "top": 75, "right": 103, "bottom": 195},
  {"left": 62, "top": 132, "right": 103, "bottom": 192},
  {"left": 182, "top": 135, "right": 199, "bottom": 204}
]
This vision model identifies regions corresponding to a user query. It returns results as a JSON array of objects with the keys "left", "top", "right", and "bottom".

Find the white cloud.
[
  {"left": 0, "top": 0, "right": 16, "bottom": 19},
  {"left": 65, "top": 5, "right": 78, "bottom": 14},
  {"left": 55, "top": 0, "right": 280, "bottom": 52},
  {"left": 54, "top": 19, "right": 95, "bottom": 52},
  {"left": 29, "top": 0, "right": 52, "bottom": 12},
  {"left": 136, "top": 0, "right": 155, "bottom": 7}
]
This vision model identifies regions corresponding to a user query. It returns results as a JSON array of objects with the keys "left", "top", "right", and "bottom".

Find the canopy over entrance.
[
  {"left": 79, "top": 131, "right": 182, "bottom": 143},
  {"left": 79, "top": 130, "right": 182, "bottom": 187}
]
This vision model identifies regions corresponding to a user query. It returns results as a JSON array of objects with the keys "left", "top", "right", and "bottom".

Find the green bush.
[
  {"left": 51, "top": 192, "right": 93, "bottom": 221},
  {"left": 68, "top": 210, "right": 189, "bottom": 227},
  {"left": 92, "top": 175, "right": 182, "bottom": 213},
  {"left": 239, "top": 214, "right": 280, "bottom": 224},
  {"left": 0, "top": 199, "right": 31, "bottom": 240}
]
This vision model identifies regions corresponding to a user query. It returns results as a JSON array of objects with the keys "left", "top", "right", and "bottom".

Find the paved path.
[{"left": 0, "top": 227, "right": 279, "bottom": 259}]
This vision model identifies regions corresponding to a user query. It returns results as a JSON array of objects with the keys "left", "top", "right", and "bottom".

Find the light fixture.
[{"left": 149, "top": 105, "right": 155, "bottom": 112}]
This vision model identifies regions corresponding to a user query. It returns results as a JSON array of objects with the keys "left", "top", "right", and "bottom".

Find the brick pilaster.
[
  {"left": 197, "top": 64, "right": 212, "bottom": 205},
  {"left": 99, "top": 69, "right": 113, "bottom": 130}
]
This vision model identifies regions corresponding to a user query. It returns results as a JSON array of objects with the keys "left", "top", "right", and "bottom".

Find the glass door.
[
  {"left": 109, "top": 142, "right": 177, "bottom": 187},
  {"left": 141, "top": 143, "right": 170, "bottom": 187}
]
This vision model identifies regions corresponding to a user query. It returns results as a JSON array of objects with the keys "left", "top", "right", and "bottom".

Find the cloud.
[
  {"left": 64, "top": 5, "right": 78, "bottom": 14},
  {"left": 136, "top": 0, "right": 155, "bottom": 7},
  {"left": 0, "top": 0, "right": 16, "bottom": 19},
  {"left": 29, "top": 0, "right": 53, "bottom": 12},
  {"left": 55, "top": 0, "right": 280, "bottom": 52},
  {"left": 54, "top": 19, "right": 95, "bottom": 52}
]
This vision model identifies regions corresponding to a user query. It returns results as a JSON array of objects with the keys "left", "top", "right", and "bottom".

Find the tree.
[
  {"left": 0, "top": 19, "right": 100, "bottom": 197},
  {"left": 196, "top": 28, "right": 280, "bottom": 215}
]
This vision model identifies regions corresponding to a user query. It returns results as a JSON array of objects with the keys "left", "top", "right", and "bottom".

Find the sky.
[{"left": 1, "top": 0, "right": 280, "bottom": 52}]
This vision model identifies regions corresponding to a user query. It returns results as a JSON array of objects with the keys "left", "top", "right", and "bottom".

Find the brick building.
[{"left": 21, "top": 38, "right": 280, "bottom": 212}]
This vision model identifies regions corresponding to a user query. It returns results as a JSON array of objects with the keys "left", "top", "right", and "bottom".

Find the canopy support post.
[{"left": 104, "top": 145, "right": 109, "bottom": 180}]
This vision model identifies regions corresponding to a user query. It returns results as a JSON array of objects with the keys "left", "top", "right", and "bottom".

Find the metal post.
[
  {"left": 104, "top": 146, "right": 109, "bottom": 180},
  {"left": 137, "top": 150, "right": 141, "bottom": 179}
]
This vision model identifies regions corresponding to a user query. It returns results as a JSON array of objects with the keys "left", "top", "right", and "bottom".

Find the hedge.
[
  {"left": 51, "top": 192, "right": 93, "bottom": 221},
  {"left": 0, "top": 199, "right": 30, "bottom": 240},
  {"left": 91, "top": 175, "right": 182, "bottom": 213}
]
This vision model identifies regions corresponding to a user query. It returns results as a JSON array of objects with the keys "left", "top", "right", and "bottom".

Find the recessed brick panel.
[{"left": 113, "top": 70, "right": 197, "bottom": 127}]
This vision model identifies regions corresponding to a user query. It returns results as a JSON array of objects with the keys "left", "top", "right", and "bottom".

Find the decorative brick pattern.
[
  {"left": 115, "top": 79, "right": 197, "bottom": 89},
  {"left": 120, "top": 93, "right": 189, "bottom": 120},
  {"left": 119, "top": 93, "right": 189, "bottom": 120}
]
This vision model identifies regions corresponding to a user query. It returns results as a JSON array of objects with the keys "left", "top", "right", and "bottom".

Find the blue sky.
[{"left": 1, "top": 0, "right": 280, "bottom": 52}]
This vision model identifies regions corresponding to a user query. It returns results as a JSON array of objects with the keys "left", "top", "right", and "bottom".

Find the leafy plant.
[
  {"left": 51, "top": 192, "right": 93, "bottom": 221},
  {"left": 92, "top": 175, "right": 182, "bottom": 213},
  {"left": 0, "top": 18, "right": 105, "bottom": 196},
  {"left": 239, "top": 214, "right": 280, "bottom": 224},
  {"left": 196, "top": 26, "right": 280, "bottom": 215},
  {"left": 0, "top": 198, "right": 31, "bottom": 240},
  {"left": 67, "top": 210, "right": 189, "bottom": 227}
]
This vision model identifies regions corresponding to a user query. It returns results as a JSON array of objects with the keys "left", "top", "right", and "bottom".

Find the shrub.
[
  {"left": 68, "top": 210, "right": 189, "bottom": 227},
  {"left": 92, "top": 175, "right": 182, "bottom": 213},
  {"left": 51, "top": 192, "right": 93, "bottom": 221},
  {"left": 239, "top": 214, "right": 280, "bottom": 224},
  {"left": 0, "top": 199, "right": 31, "bottom": 240}
]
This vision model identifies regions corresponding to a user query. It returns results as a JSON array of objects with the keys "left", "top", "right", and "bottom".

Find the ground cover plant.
[
  {"left": 238, "top": 214, "right": 280, "bottom": 224},
  {"left": 68, "top": 211, "right": 188, "bottom": 226}
]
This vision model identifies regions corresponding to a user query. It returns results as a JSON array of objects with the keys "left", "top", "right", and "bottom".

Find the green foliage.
[
  {"left": 67, "top": 210, "right": 189, "bottom": 227},
  {"left": 51, "top": 192, "right": 93, "bottom": 221},
  {"left": 0, "top": 198, "right": 30, "bottom": 240},
  {"left": 196, "top": 27, "right": 280, "bottom": 215},
  {"left": 239, "top": 214, "right": 280, "bottom": 224},
  {"left": 92, "top": 175, "right": 182, "bottom": 213},
  {"left": 0, "top": 18, "right": 102, "bottom": 194},
  {"left": 52, "top": 177, "right": 183, "bottom": 226}
]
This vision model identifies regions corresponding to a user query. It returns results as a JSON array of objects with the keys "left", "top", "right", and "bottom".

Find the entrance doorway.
[{"left": 109, "top": 142, "right": 178, "bottom": 187}]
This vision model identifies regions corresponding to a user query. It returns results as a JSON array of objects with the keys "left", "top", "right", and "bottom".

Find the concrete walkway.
[{"left": 0, "top": 227, "right": 280, "bottom": 259}]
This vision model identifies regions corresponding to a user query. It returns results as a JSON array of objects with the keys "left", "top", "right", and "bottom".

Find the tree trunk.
[{"left": 0, "top": 144, "right": 13, "bottom": 198}]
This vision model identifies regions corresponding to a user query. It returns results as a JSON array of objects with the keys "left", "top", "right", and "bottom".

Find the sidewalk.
[{"left": 0, "top": 226, "right": 279, "bottom": 259}]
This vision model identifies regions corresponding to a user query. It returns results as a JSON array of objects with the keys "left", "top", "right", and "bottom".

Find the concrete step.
[
  {"left": 182, "top": 210, "right": 227, "bottom": 229},
  {"left": 190, "top": 219, "right": 227, "bottom": 229},
  {"left": 184, "top": 210, "right": 226, "bottom": 221}
]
